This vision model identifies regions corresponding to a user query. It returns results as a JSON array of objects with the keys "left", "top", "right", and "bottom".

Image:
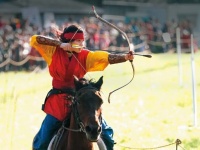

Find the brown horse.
[{"left": 48, "top": 76, "right": 106, "bottom": 150}]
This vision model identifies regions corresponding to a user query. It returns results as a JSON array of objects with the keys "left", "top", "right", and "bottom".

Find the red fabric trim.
[{"left": 64, "top": 32, "right": 84, "bottom": 40}]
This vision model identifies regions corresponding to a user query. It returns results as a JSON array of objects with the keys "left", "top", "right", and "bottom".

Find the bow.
[{"left": 92, "top": 6, "right": 151, "bottom": 103}]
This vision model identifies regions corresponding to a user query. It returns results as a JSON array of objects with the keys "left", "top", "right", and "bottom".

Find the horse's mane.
[
  {"left": 74, "top": 77, "right": 103, "bottom": 105},
  {"left": 80, "top": 78, "right": 96, "bottom": 85},
  {"left": 75, "top": 77, "right": 103, "bottom": 91}
]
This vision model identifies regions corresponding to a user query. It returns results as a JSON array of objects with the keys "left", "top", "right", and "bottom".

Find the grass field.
[{"left": 0, "top": 52, "right": 200, "bottom": 150}]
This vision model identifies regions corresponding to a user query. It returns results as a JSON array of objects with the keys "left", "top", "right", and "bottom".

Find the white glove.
[{"left": 60, "top": 43, "right": 71, "bottom": 51}]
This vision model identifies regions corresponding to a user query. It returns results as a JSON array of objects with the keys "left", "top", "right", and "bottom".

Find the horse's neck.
[{"left": 67, "top": 114, "right": 94, "bottom": 150}]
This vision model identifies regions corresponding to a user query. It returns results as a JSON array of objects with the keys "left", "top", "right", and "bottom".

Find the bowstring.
[
  {"left": 67, "top": 28, "right": 93, "bottom": 80},
  {"left": 65, "top": 27, "right": 109, "bottom": 101}
]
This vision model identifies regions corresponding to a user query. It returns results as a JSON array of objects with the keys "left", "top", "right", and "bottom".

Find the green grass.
[{"left": 1, "top": 52, "right": 200, "bottom": 150}]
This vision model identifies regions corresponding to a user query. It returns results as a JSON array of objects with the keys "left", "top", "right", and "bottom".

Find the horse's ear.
[
  {"left": 94, "top": 76, "right": 103, "bottom": 90},
  {"left": 73, "top": 75, "right": 80, "bottom": 90},
  {"left": 73, "top": 75, "right": 79, "bottom": 82}
]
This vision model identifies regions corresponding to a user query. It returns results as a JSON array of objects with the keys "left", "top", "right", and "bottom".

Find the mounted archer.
[{"left": 30, "top": 23, "right": 134, "bottom": 150}]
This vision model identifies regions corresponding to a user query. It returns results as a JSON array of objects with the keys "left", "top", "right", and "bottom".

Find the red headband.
[{"left": 64, "top": 32, "right": 84, "bottom": 40}]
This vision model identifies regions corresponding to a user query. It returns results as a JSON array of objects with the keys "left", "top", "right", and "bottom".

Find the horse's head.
[{"left": 73, "top": 76, "right": 104, "bottom": 142}]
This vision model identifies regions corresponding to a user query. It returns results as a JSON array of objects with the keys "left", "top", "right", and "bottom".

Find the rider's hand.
[
  {"left": 125, "top": 53, "right": 134, "bottom": 61},
  {"left": 60, "top": 43, "right": 71, "bottom": 51}
]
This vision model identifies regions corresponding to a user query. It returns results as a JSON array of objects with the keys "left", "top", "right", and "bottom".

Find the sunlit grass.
[{"left": 0, "top": 52, "right": 200, "bottom": 150}]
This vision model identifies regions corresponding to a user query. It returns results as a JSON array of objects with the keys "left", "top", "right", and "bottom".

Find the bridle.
[{"left": 63, "top": 86, "right": 103, "bottom": 133}]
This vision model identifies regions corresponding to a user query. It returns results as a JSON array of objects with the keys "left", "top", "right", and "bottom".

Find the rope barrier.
[
  {"left": 0, "top": 56, "right": 44, "bottom": 68},
  {"left": 116, "top": 139, "right": 186, "bottom": 150},
  {"left": 178, "top": 145, "right": 187, "bottom": 150}
]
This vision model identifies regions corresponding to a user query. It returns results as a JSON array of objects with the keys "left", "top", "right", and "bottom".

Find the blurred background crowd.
[{"left": 0, "top": 0, "right": 199, "bottom": 72}]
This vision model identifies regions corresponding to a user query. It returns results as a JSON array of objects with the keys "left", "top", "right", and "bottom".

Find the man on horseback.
[{"left": 30, "top": 24, "right": 134, "bottom": 150}]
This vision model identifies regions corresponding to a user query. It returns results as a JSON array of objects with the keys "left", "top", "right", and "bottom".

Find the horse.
[{"left": 47, "top": 76, "right": 107, "bottom": 150}]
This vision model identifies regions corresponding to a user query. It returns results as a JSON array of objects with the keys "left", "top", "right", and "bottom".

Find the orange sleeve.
[
  {"left": 29, "top": 35, "right": 56, "bottom": 65},
  {"left": 86, "top": 51, "right": 109, "bottom": 72}
]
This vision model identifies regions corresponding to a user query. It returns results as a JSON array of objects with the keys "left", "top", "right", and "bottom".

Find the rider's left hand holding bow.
[{"left": 125, "top": 53, "right": 134, "bottom": 61}]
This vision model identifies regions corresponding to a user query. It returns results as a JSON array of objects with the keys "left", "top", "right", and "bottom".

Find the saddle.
[{"left": 47, "top": 117, "right": 71, "bottom": 150}]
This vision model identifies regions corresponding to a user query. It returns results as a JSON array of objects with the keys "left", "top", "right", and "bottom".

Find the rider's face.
[{"left": 71, "top": 39, "right": 84, "bottom": 53}]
